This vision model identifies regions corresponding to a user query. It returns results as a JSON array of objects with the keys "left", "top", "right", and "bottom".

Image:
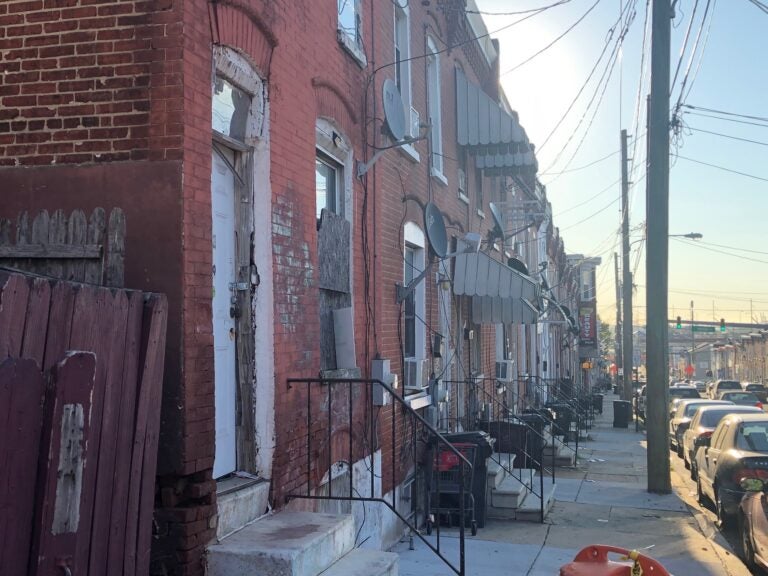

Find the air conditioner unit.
[
  {"left": 495, "top": 360, "right": 515, "bottom": 383},
  {"left": 404, "top": 358, "right": 429, "bottom": 392},
  {"left": 457, "top": 168, "right": 466, "bottom": 193},
  {"left": 410, "top": 106, "right": 420, "bottom": 138}
]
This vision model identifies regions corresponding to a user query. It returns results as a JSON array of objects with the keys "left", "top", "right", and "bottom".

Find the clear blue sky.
[{"left": 475, "top": 0, "right": 767, "bottom": 327}]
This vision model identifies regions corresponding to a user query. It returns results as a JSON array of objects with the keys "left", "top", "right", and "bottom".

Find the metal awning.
[
  {"left": 455, "top": 68, "right": 538, "bottom": 177},
  {"left": 452, "top": 251, "right": 540, "bottom": 324}
]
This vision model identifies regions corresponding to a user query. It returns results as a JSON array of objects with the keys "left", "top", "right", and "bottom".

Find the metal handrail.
[
  {"left": 285, "top": 377, "right": 470, "bottom": 576},
  {"left": 442, "top": 378, "right": 555, "bottom": 523}
]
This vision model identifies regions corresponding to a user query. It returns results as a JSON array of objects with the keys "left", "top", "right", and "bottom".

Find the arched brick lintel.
[
  {"left": 312, "top": 78, "right": 359, "bottom": 141},
  {"left": 212, "top": 1, "right": 277, "bottom": 77}
]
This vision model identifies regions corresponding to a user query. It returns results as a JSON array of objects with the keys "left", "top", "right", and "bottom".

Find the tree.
[{"left": 598, "top": 317, "right": 613, "bottom": 355}]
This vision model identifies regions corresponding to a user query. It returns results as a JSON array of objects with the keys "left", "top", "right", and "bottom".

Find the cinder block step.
[
  {"left": 207, "top": 512, "right": 355, "bottom": 576},
  {"left": 490, "top": 470, "right": 536, "bottom": 509},
  {"left": 515, "top": 482, "right": 556, "bottom": 522},
  {"left": 320, "top": 548, "right": 398, "bottom": 576}
]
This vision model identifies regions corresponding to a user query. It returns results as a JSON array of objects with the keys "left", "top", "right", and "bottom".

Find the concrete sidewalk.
[{"left": 393, "top": 392, "right": 752, "bottom": 576}]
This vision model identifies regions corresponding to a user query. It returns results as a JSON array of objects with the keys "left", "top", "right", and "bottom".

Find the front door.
[{"left": 211, "top": 147, "right": 237, "bottom": 478}]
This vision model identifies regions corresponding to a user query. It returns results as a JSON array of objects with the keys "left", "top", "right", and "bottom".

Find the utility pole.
[
  {"left": 690, "top": 300, "right": 695, "bottom": 379},
  {"left": 614, "top": 252, "right": 623, "bottom": 391},
  {"left": 621, "top": 129, "right": 632, "bottom": 401},
  {"left": 646, "top": 0, "right": 672, "bottom": 494}
]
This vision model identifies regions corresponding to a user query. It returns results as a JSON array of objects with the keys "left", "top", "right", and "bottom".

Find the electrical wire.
[
  {"left": 674, "top": 155, "right": 768, "bottom": 182},
  {"left": 672, "top": 0, "right": 713, "bottom": 112},
  {"left": 464, "top": 0, "right": 574, "bottom": 16},
  {"left": 538, "top": 147, "right": 620, "bottom": 176},
  {"left": 678, "top": 0, "right": 717, "bottom": 105},
  {"left": 682, "top": 104, "right": 768, "bottom": 124},
  {"left": 686, "top": 240, "right": 768, "bottom": 256},
  {"left": 670, "top": 0, "right": 700, "bottom": 97},
  {"left": 672, "top": 237, "right": 768, "bottom": 265},
  {"left": 746, "top": 0, "right": 768, "bottom": 14},
  {"left": 500, "top": 0, "right": 603, "bottom": 76},
  {"left": 687, "top": 126, "right": 768, "bottom": 146},
  {"left": 683, "top": 111, "right": 768, "bottom": 129}
]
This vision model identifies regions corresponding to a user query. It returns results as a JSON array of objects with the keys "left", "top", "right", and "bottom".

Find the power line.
[
  {"left": 500, "top": 0, "right": 603, "bottom": 76},
  {"left": 746, "top": 0, "right": 768, "bottom": 14},
  {"left": 672, "top": 0, "right": 714, "bottom": 112},
  {"left": 670, "top": 0, "right": 700, "bottom": 97},
  {"left": 539, "top": 147, "right": 620, "bottom": 176},
  {"left": 672, "top": 237, "right": 768, "bottom": 264},
  {"left": 683, "top": 111, "right": 768, "bottom": 129},
  {"left": 679, "top": 0, "right": 716, "bottom": 105},
  {"left": 692, "top": 240, "right": 768, "bottom": 256},
  {"left": 682, "top": 104, "right": 768, "bottom": 124},
  {"left": 687, "top": 126, "right": 768, "bottom": 147},
  {"left": 464, "top": 0, "right": 575, "bottom": 16},
  {"left": 674, "top": 155, "right": 768, "bottom": 182}
]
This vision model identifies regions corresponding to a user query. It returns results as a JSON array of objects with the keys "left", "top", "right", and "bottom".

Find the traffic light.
[
  {"left": 676, "top": 316, "right": 682, "bottom": 329},
  {"left": 720, "top": 318, "right": 726, "bottom": 332}
]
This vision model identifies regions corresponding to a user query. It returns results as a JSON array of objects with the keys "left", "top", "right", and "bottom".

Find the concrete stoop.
[
  {"left": 542, "top": 441, "right": 577, "bottom": 467},
  {"left": 207, "top": 511, "right": 399, "bottom": 576},
  {"left": 486, "top": 455, "right": 557, "bottom": 522}
]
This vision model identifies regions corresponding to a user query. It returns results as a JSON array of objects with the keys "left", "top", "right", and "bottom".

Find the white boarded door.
[{"left": 211, "top": 148, "right": 237, "bottom": 478}]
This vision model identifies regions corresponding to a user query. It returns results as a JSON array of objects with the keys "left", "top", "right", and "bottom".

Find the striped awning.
[
  {"left": 455, "top": 68, "right": 538, "bottom": 176},
  {"left": 453, "top": 251, "right": 540, "bottom": 325}
]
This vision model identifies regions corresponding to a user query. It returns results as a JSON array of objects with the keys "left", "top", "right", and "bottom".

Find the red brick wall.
[{"left": 0, "top": 0, "right": 182, "bottom": 166}]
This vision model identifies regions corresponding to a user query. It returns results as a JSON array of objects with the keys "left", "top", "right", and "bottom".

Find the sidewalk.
[{"left": 393, "top": 391, "right": 752, "bottom": 576}]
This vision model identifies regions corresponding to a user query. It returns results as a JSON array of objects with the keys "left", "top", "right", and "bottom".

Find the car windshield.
[
  {"left": 746, "top": 384, "right": 766, "bottom": 392},
  {"left": 683, "top": 402, "right": 715, "bottom": 417},
  {"left": 736, "top": 422, "right": 768, "bottom": 451},
  {"left": 701, "top": 408, "right": 759, "bottom": 427},
  {"left": 717, "top": 381, "right": 741, "bottom": 391},
  {"left": 721, "top": 392, "right": 758, "bottom": 403},
  {"left": 670, "top": 388, "right": 699, "bottom": 399}
]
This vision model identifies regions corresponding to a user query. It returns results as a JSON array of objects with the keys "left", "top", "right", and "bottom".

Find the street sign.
[{"left": 692, "top": 325, "right": 716, "bottom": 333}]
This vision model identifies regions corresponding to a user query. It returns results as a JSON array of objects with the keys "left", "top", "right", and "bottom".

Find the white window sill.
[
  {"left": 404, "top": 391, "right": 432, "bottom": 410},
  {"left": 398, "top": 142, "right": 420, "bottom": 163},
  {"left": 431, "top": 168, "right": 448, "bottom": 187},
  {"left": 458, "top": 192, "right": 469, "bottom": 205},
  {"left": 476, "top": 209, "right": 485, "bottom": 219},
  {"left": 337, "top": 30, "right": 367, "bottom": 68}
]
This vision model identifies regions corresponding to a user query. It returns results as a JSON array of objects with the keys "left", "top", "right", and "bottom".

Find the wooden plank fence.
[
  {"left": 0, "top": 208, "right": 125, "bottom": 287},
  {"left": 0, "top": 270, "right": 167, "bottom": 576}
]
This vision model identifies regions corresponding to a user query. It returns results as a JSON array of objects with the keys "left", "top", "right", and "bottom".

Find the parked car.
[
  {"left": 743, "top": 382, "right": 768, "bottom": 403},
  {"left": 695, "top": 413, "right": 768, "bottom": 526},
  {"left": 668, "top": 385, "right": 702, "bottom": 416},
  {"left": 709, "top": 379, "right": 742, "bottom": 399},
  {"left": 683, "top": 405, "right": 762, "bottom": 478},
  {"left": 738, "top": 478, "right": 768, "bottom": 571},
  {"left": 670, "top": 399, "right": 732, "bottom": 457},
  {"left": 718, "top": 390, "right": 764, "bottom": 410},
  {"left": 692, "top": 380, "right": 707, "bottom": 394}
]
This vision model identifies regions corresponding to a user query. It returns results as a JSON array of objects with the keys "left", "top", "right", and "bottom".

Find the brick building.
[{"left": 0, "top": 1, "right": 592, "bottom": 574}]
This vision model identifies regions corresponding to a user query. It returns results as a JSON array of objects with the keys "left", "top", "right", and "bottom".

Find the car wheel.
[
  {"left": 715, "top": 489, "right": 730, "bottom": 529},
  {"left": 740, "top": 513, "right": 757, "bottom": 571}
]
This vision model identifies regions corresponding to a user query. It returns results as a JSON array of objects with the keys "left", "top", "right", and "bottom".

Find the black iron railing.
[
  {"left": 285, "top": 377, "right": 470, "bottom": 576},
  {"left": 441, "top": 378, "right": 555, "bottom": 523}
]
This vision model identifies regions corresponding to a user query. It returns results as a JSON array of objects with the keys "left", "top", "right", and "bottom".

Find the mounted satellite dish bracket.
[
  {"left": 357, "top": 78, "right": 429, "bottom": 178},
  {"left": 395, "top": 201, "right": 480, "bottom": 304}
]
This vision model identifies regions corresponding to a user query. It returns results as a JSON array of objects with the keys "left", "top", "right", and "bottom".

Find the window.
[
  {"left": 212, "top": 76, "right": 251, "bottom": 142},
  {"left": 316, "top": 152, "right": 343, "bottom": 222},
  {"left": 404, "top": 223, "right": 425, "bottom": 359},
  {"left": 338, "top": 0, "right": 365, "bottom": 65},
  {"left": 426, "top": 38, "right": 444, "bottom": 179},
  {"left": 475, "top": 167, "right": 484, "bottom": 216}
]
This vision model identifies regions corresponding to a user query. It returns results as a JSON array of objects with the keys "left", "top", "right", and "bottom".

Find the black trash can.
[
  {"left": 546, "top": 403, "right": 573, "bottom": 438},
  {"left": 592, "top": 393, "right": 604, "bottom": 414},
  {"left": 613, "top": 400, "right": 631, "bottom": 428},
  {"left": 442, "top": 431, "right": 494, "bottom": 528}
]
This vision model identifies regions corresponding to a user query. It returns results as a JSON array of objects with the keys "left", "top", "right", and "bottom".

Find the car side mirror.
[{"left": 740, "top": 478, "right": 764, "bottom": 492}]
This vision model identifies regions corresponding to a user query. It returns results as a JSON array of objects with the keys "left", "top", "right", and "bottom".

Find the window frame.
[
  {"left": 315, "top": 150, "right": 344, "bottom": 223},
  {"left": 426, "top": 37, "right": 445, "bottom": 182},
  {"left": 337, "top": 0, "right": 366, "bottom": 66},
  {"left": 403, "top": 222, "right": 426, "bottom": 361}
]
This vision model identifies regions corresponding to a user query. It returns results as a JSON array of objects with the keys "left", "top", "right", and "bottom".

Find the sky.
[{"left": 474, "top": 0, "right": 768, "bottom": 328}]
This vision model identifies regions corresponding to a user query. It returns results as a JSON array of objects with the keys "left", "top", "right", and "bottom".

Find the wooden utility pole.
[
  {"left": 621, "top": 129, "right": 633, "bottom": 401},
  {"left": 646, "top": 0, "right": 672, "bottom": 494},
  {"left": 614, "top": 252, "right": 622, "bottom": 390}
]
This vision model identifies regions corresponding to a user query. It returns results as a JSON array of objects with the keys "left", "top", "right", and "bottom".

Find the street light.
[{"left": 669, "top": 232, "right": 703, "bottom": 240}]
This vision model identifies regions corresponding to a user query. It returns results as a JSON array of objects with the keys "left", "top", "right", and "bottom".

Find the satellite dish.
[
  {"left": 424, "top": 202, "right": 448, "bottom": 259},
  {"left": 507, "top": 257, "right": 529, "bottom": 276},
  {"left": 382, "top": 78, "right": 406, "bottom": 141},
  {"left": 488, "top": 202, "right": 505, "bottom": 241}
]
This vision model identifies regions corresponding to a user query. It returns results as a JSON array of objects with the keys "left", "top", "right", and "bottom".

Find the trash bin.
[
  {"left": 592, "top": 393, "right": 604, "bottom": 414},
  {"left": 442, "top": 431, "right": 494, "bottom": 528},
  {"left": 546, "top": 403, "right": 574, "bottom": 438},
  {"left": 613, "top": 400, "right": 631, "bottom": 428}
]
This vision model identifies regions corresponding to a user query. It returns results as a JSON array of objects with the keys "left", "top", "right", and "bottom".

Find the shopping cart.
[{"left": 425, "top": 442, "right": 477, "bottom": 536}]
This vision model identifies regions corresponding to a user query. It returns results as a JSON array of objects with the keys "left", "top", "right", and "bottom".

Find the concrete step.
[
  {"left": 514, "top": 482, "right": 556, "bottom": 522},
  {"left": 486, "top": 453, "right": 516, "bottom": 490},
  {"left": 320, "top": 548, "right": 398, "bottom": 576},
  {"left": 207, "top": 512, "right": 355, "bottom": 576},
  {"left": 489, "top": 469, "right": 536, "bottom": 509}
]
